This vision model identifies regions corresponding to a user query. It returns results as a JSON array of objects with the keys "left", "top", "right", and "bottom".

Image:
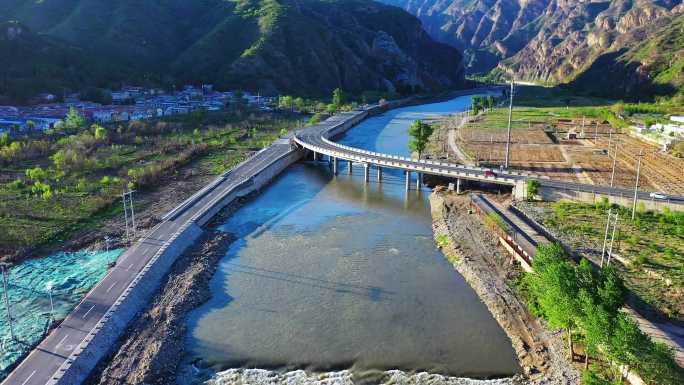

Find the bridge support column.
[
  {"left": 333, "top": 157, "right": 338, "bottom": 175},
  {"left": 405, "top": 170, "right": 410, "bottom": 191},
  {"left": 416, "top": 172, "right": 421, "bottom": 190},
  {"left": 456, "top": 178, "right": 461, "bottom": 194},
  {"left": 363, "top": 163, "right": 370, "bottom": 182},
  {"left": 312, "top": 151, "right": 318, "bottom": 161},
  {"left": 376, "top": 166, "right": 382, "bottom": 182},
  {"left": 348, "top": 160, "right": 353, "bottom": 175}
]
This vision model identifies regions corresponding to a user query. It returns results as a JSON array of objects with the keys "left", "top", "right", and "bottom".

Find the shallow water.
[
  {"left": 0, "top": 249, "right": 122, "bottom": 377},
  {"left": 186, "top": 95, "right": 520, "bottom": 378}
]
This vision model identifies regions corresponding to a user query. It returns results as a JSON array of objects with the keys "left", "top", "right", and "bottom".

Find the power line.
[
  {"left": 631, "top": 150, "right": 644, "bottom": 220},
  {"left": 122, "top": 190, "right": 137, "bottom": 243},
  {"left": 504, "top": 80, "right": 514, "bottom": 169}
]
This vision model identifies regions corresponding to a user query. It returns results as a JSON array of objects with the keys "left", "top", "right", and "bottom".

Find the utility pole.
[
  {"left": 122, "top": 190, "right": 137, "bottom": 242},
  {"left": 594, "top": 121, "right": 599, "bottom": 144},
  {"left": 1, "top": 263, "right": 15, "bottom": 341},
  {"left": 505, "top": 80, "right": 515, "bottom": 169},
  {"left": 610, "top": 142, "right": 618, "bottom": 188},
  {"left": 601, "top": 209, "right": 619, "bottom": 267},
  {"left": 631, "top": 150, "right": 644, "bottom": 220},
  {"left": 607, "top": 215, "right": 619, "bottom": 266}
]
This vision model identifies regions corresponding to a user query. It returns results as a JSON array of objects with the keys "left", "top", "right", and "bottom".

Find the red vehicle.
[{"left": 484, "top": 169, "right": 497, "bottom": 177}]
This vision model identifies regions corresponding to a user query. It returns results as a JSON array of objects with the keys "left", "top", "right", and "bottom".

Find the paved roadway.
[
  {"left": 2, "top": 142, "right": 293, "bottom": 385},
  {"left": 295, "top": 111, "right": 684, "bottom": 205}
]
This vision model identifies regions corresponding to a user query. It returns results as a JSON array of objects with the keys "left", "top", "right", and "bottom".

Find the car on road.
[
  {"left": 484, "top": 169, "right": 497, "bottom": 177},
  {"left": 649, "top": 192, "right": 668, "bottom": 200}
]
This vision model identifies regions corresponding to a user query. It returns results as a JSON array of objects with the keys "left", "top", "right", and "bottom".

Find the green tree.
[
  {"left": 25, "top": 166, "right": 47, "bottom": 181},
  {"left": 294, "top": 97, "right": 305, "bottom": 112},
  {"left": 279, "top": 95, "right": 294, "bottom": 111},
  {"left": 93, "top": 124, "right": 108, "bottom": 141},
  {"left": 408, "top": 120, "right": 434, "bottom": 159},
  {"left": 332, "top": 88, "right": 346, "bottom": 107},
  {"left": 64, "top": 107, "right": 86, "bottom": 133},
  {"left": 526, "top": 179, "right": 540, "bottom": 200},
  {"left": 0, "top": 133, "right": 10, "bottom": 147},
  {"left": 526, "top": 244, "right": 581, "bottom": 359}
]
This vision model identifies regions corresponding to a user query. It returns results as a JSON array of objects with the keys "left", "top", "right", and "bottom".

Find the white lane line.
[
  {"left": 105, "top": 281, "right": 118, "bottom": 293},
  {"left": 127, "top": 263, "right": 134, "bottom": 271},
  {"left": 20, "top": 370, "right": 36, "bottom": 385},
  {"left": 55, "top": 334, "right": 69, "bottom": 350},
  {"left": 82, "top": 304, "right": 96, "bottom": 319}
]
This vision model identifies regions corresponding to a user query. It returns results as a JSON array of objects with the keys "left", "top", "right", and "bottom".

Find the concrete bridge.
[
  {"left": 294, "top": 110, "right": 529, "bottom": 198},
  {"left": 293, "top": 108, "right": 684, "bottom": 208}
]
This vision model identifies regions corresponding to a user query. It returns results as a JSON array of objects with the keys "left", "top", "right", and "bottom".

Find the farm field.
[{"left": 430, "top": 90, "right": 684, "bottom": 194}]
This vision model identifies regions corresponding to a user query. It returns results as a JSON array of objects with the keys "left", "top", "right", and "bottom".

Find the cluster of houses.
[
  {"left": 635, "top": 115, "right": 684, "bottom": 148},
  {"left": 0, "top": 85, "right": 275, "bottom": 135}
]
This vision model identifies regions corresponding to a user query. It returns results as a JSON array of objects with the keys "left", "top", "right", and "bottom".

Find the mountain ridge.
[{"left": 0, "top": 0, "right": 465, "bottom": 103}]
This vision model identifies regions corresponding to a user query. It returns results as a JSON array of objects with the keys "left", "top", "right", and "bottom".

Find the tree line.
[{"left": 524, "top": 244, "right": 683, "bottom": 385}]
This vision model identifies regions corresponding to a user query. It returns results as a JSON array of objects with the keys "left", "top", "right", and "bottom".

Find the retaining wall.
[
  {"left": 51, "top": 147, "right": 305, "bottom": 385},
  {"left": 48, "top": 222, "right": 204, "bottom": 385}
]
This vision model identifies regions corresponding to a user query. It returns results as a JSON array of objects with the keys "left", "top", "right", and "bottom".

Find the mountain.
[
  {"left": 0, "top": 0, "right": 465, "bottom": 101},
  {"left": 0, "top": 21, "right": 133, "bottom": 104},
  {"left": 378, "top": 0, "right": 684, "bottom": 99}
]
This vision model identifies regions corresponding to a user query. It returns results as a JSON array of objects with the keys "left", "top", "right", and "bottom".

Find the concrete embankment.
[
  {"left": 429, "top": 191, "right": 579, "bottom": 385},
  {"left": 49, "top": 145, "right": 307, "bottom": 385}
]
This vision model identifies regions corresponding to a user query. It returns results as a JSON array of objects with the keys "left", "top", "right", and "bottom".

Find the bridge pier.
[
  {"left": 363, "top": 163, "right": 370, "bottom": 182},
  {"left": 405, "top": 170, "right": 410, "bottom": 190},
  {"left": 416, "top": 172, "right": 421, "bottom": 190},
  {"left": 348, "top": 160, "right": 353, "bottom": 175},
  {"left": 376, "top": 166, "right": 382, "bottom": 182},
  {"left": 456, "top": 178, "right": 461, "bottom": 194},
  {"left": 312, "top": 151, "right": 319, "bottom": 162},
  {"left": 332, "top": 157, "right": 338, "bottom": 175}
]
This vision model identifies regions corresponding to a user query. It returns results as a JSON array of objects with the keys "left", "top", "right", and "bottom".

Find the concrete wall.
[
  {"left": 48, "top": 223, "right": 204, "bottom": 385},
  {"left": 50, "top": 148, "right": 305, "bottom": 385}
]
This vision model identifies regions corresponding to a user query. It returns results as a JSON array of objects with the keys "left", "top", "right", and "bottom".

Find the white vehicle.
[{"left": 649, "top": 192, "right": 667, "bottom": 200}]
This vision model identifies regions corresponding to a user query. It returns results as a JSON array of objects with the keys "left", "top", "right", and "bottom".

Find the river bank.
[
  {"left": 85, "top": 199, "right": 245, "bottom": 384},
  {"left": 428, "top": 191, "right": 579, "bottom": 385}
]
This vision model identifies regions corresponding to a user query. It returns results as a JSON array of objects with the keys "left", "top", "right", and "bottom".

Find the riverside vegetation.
[
  {"left": 0, "top": 107, "right": 300, "bottom": 259},
  {"left": 522, "top": 244, "right": 684, "bottom": 385}
]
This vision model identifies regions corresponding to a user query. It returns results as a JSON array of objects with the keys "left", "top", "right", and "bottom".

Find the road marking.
[
  {"left": 105, "top": 281, "right": 118, "bottom": 293},
  {"left": 20, "top": 370, "right": 36, "bottom": 385},
  {"left": 55, "top": 334, "right": 69, "bottom": 350},
  {"left": 82, "top": 304, "right": 96, "bottom": 319},
  {"left": 127, "top": 263, "right": 134, "bottom": 271}
]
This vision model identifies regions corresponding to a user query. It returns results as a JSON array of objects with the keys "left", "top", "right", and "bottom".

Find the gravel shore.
[{"left": 429, "top": 191, "right": 579, "bottom": 385}]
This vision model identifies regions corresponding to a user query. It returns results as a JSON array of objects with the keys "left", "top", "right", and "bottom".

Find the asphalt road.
[
  {"left": 2, "top": 142, "right": 293, "bottom": 385},
  {"left": 295, "top": 112, "right": 684, "bottom": 205}
]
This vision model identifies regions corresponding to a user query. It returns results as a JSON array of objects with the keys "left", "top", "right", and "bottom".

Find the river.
[{"left": 185, "top": 95, "right": 520, "bottom": 380}]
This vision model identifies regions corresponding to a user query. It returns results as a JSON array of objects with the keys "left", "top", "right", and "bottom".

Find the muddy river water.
[{"left": 185, "top": 95, "right": 520, "bottom": 379}]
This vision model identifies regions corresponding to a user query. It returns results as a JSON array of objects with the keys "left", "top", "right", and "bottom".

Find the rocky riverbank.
[
  {"left": 429, "top": 191, "right": 579, "bottom": 385},
  {"left": 85, "top": 218, "right": 237, "bottom": 384}
]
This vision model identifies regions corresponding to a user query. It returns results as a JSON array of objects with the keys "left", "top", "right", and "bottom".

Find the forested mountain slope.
[{"left": 0, "top": 0, "right": 464, "bottom": 102}]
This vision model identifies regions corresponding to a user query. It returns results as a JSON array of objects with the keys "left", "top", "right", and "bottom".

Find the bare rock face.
[{"left": 378, "top": 0, "right": 683, "bottom": 96}]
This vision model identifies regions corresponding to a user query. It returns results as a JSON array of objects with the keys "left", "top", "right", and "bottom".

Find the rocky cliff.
[
  {"left": 0, "top": 0, "right": 464, "bottom": 102},
  {"left": 380, "top": 0, "right": 684, "bottom": 98}
]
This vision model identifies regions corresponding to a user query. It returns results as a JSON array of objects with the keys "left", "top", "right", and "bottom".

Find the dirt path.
[{"left": 429, "top": 192, "right": 579, "bottom": 385}]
